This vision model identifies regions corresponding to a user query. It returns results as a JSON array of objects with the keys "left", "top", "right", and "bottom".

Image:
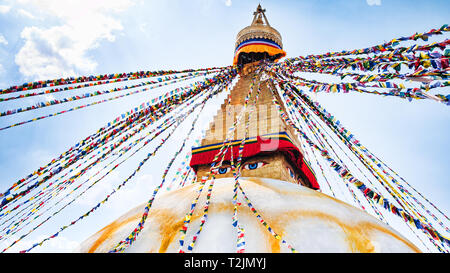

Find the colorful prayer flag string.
[
  {"left": 0, "top": 66, "right": 230, "bottom": 95},
  {"left": 269, "top": 76, "right": 450, "bottom": 251}
]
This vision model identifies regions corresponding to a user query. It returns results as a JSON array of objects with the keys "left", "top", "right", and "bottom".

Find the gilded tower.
[{"left": 190, "top": 4, "right": 318, "bottom": 189}]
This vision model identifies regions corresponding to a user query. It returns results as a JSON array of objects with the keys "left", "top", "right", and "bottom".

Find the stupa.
[{"left": 78, "top": 5, "right": 420, "bottom": 253}]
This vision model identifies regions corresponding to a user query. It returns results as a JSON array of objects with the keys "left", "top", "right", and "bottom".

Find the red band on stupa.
[{"left": 189, "top": 132, "right": 320, "bottom": 189}]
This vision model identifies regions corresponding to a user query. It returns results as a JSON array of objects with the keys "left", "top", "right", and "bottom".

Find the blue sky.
[{"left": 0, "top": 0, "right": 448, "bottom": 252}]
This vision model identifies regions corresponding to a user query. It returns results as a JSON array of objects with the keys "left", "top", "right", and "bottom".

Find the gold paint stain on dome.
[
  {"left": 235, "top": 4, "right": 283, "bottom": 49},
  {"left": 79, "top": 178, "right": 421, "bottom": 253}
]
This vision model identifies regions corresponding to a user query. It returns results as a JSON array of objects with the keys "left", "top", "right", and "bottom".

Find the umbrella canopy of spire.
[{"left": 233, "top": 4, "right": 286, "bottom": 66}]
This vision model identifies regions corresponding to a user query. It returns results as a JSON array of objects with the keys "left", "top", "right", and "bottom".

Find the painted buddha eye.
[
  {"left": 244, "top": 162, "right": 267, "bottom": 170},
  {"left": 217, "top": 167, "right": 231, "bottom": 174},
  {"left": 287, "top": 167, "right": 295, "bottom": 178}
]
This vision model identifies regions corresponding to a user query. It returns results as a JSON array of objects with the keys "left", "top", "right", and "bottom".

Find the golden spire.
[
  {"left": 233, "top": 4, "right": 286, "bottom": 66},
  {"left": 252, "top": 4, "right": 270, "bottom": 26},
  {"left": 235, "top": 5, "right": 282, "bottom": 49}
]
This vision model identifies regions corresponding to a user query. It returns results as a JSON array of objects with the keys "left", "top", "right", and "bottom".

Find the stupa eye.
[
  {"left": 244, "top": 162, "right": 267, "bottom": 170},
  {"left": 217, "top": 167, "right": 231, "bottom": 174},
  {"left": 287, "top": 167, "right": 295, "bottom": 178}
]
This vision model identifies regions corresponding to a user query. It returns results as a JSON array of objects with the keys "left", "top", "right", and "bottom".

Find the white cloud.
[
  {"left": 72, "top": 168, "right": 156, "bottom": 215},
  {"left": 0, "top": 34, "right": 7, "bottom": 45},
  {"left": 44, "top": 94, "right": 55, "bottom": 101},
  {"left": 14, "top": 0, "right": 135, "bottom": 80},
  {"left": 139, "top": 22, "right": 148, "bottom": 33},
  {"left": 72, "top": 167, "right": 120, "bottom": 207},
  {"left": 0, "top": 234, "right": 80, "bottom": 253},
  {"left": 17, "top": 8, "right": 36, "bottom": 19},
  {"left": 106, "top": 173, "right": 156, "bottom": 211},
  {"left": 366, "top": 0, "right": 381, "bottom": 6},
  {"left": 0, "top": 5, "right": 11, "bottom": 13},
  {"left": 224, "top": 0, "right": 232, "bottom": 7},
  {"left": 33, "top": 235, "right": 80, "bottom": 253}
]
